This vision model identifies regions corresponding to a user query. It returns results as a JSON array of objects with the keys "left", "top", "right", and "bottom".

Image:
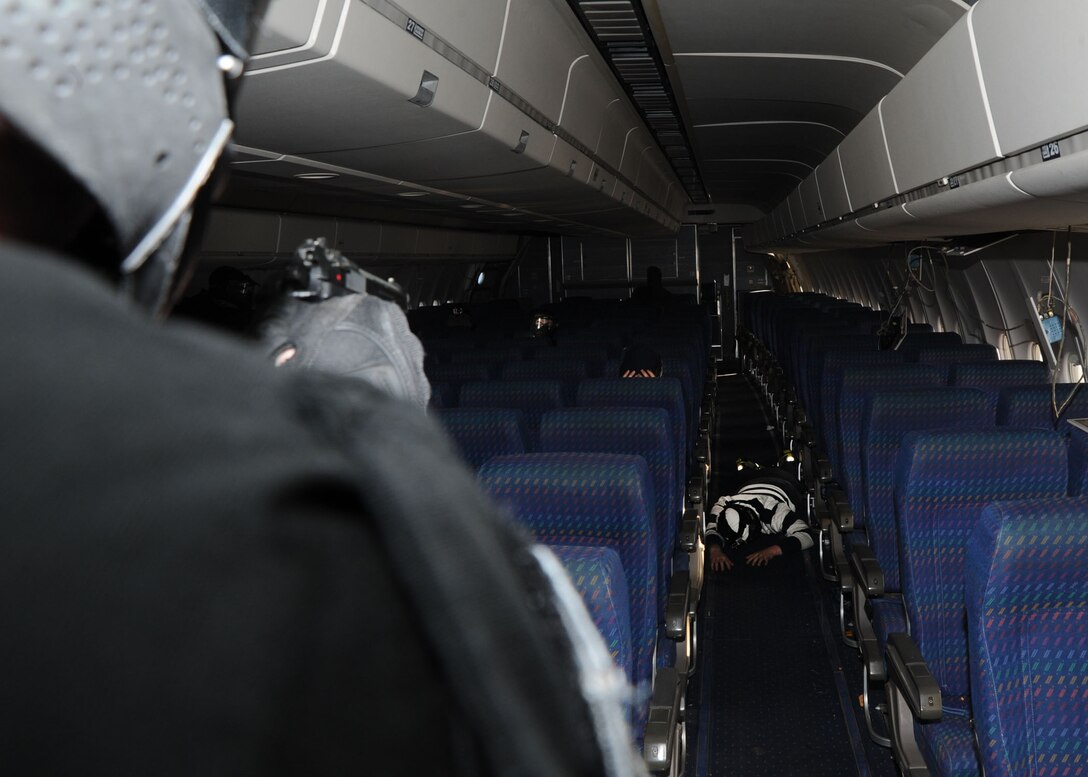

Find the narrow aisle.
[{"left": 685, "top": 371, "right": 870, "bottom": 777}]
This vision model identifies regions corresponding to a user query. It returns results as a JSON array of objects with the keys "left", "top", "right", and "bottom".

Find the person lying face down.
[
  {"left": 706, "top": 470, "right": 814, "bottom": 571},
  {"left": 618, "top": 344, "right": 662, "bottom": 378}
]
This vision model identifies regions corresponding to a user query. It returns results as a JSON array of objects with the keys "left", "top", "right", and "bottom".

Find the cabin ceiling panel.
[
  {"left": 693, "top": 123, "right": 844, "bottom": 163},
  {"left": 656, "top": 0, "right": 967, "bottom": 75},
  {"left": 674, "top": 57, "right": 899, "bottom": 119},
  {"left": 645, "top": 0, "right": 968, "bottom": 219},
  {"left": 685, "top": 99, "right": 863, "bottom": 133}
]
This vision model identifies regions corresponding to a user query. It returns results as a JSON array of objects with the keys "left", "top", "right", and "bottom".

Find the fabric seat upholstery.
[
  {"left": 966, "top": 498, "right": 1088, "bottom": 777},
  {"left": 895, "top": 430, "right": 1068, "bottom": 776}
]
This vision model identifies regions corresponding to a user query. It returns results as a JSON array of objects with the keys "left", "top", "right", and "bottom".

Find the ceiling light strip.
[{"left": 565, "top": 0, "right": 708, "bottom": 203}]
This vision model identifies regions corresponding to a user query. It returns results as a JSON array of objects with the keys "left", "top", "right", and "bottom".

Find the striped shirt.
[{"left": 706, "top": 480, "right": 813, "bottom": 553}]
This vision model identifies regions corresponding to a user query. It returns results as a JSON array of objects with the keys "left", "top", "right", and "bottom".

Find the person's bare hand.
[
  {"left": 745, "top": 545, "right": 783, "bottom": 566},
  {"left": 709, "top": 545, "right": 733, "bottom": 572}
]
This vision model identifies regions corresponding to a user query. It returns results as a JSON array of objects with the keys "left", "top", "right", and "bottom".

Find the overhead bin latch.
[
  {"left": 511, "top": 130, "right": 530, "bottom": 154},
  {"left": 409, "top": 70, "right": 439, "bottom": 107}
]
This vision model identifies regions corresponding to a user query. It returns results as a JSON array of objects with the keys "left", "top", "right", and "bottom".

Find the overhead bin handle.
[
  {"left": 511, "top": 130, "right": 530, "bottom": 155},
  {"left": 408, "top": 70, "right": 439, "bottom": 107}
]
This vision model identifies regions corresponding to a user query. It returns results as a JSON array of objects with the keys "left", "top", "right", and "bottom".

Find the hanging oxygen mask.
[{"left": 877, "top": 311, "right": 908, "bottom": 350}]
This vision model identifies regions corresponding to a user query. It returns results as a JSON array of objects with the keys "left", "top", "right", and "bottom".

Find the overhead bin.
[
  {"left": 881, "top": 18, "right": 998, "bottom": 194},
  {"left": 237, "top": 0, "right": 491, "bottom": 152},
  {"left": 787, "top": 191, "right": 806, "bottom": 231},
  {"left": 974, "top": 0, "right": 1088, "bottom": 156},
  {"left": 748, "top": 0, "right": 1088, "bottom": 252},
  {"left": 815, "top": 155, "right": 851, "bottom": 221},
  {"left": 800, "top": 173, "right": 824, "bottom": 224},
  {"left": 838, "top": 107, "right": 898, "bottom": 211},
  {"left": 1011, "top": 146, "right": 1088, "bottom": 203},
  {"left": 233, "top": 0, "right": 686, "bottom": 236}
]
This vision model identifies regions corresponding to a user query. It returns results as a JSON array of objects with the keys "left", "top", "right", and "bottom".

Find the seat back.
[
  {"left": 1068, "top": 420, "right": 1088, "bottom": 496},
  {"left": 896, "top": 430, "right": 1068, "bottom": 700},
  {"left": 460, "top": 380, "right": 565, "bottom": 449},
  {"left": 896, "top": 331, "right": 962, "bottom": 358},
  {"left": 804, "top": 334, "right": 878, "bottom": 422},
  {"left": 576, "top": 378, "right": 687, "bottom": 480},
  {"left": 949, "top": 360, "right": 1049, "bottom": 412},
  {"left": 861, "top": 388, "right": 993, "bottom": 591},
  {"left": 818, "top": 350, "right": 904, "bottom": 472},
  {"left": 909, "top": 344, "right": 998, "bottom": 381},
  {"left": 997, "top": 384, "right": 1088, "bottom": 429},
  {"left": 541, "top": 407, "right": 677, "bottom": 588},
  {"left": 835, "top": 365, "right": 944, "bottom": 512},
  {"left": 426, "top": 362, "right": 495, "bottom": 385},
  {"left": 550, "top": 544, "right": 633, "bottom": 685},
  {"left": 478, "top": 452, "right": 658, "bottom": 692},
  {"left": 435, "top": 408, "right": 527, "bottom": 470},
  {"left": 966, "top": 498, "right": 1088, "bottom": 777},
  {"left": 502, "top": 359, "right": 587, "bottom": 403}
]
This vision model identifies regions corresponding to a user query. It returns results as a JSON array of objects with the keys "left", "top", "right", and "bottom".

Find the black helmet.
[{"left": 0, "top": 0, "right": 269, "bottom": 314}]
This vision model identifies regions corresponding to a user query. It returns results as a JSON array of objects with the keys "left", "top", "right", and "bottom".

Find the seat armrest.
[
  {"left": 849, "top": 543, "right": 884, "bottom": 597},
  {"left": 849, "top": 542, "right": 885, "bottom": 680},
  {"left": 884, "top": 632, "right": 942, "bottom": 776},
  {"left": 665, "top": 571, "right": 691, "bottom": 640},
  {"left": 886, "top": 633, "right": 942, "bottom": 721},
  {"left": 694, "top": 433, "right": 710, "bottom": 465},
  {"left": 686, "top": 475, "right": 705, "bottom": 509},
  {"left": 678, "top": 510, "right": 701, "bottom": 553},
  {"left": 643, "top": 667, "right": 682, "bottom": 773},
  {"left": 827, "top": 487, "right": 854, "bottom": 532}
]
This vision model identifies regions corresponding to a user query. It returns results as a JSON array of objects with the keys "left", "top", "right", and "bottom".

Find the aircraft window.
[
  {"left": 1067, "top": 354, "right": 1084, "bottom": 383},
  {"left": 476, "top": 272, "right": 487, "bottom": 286},
  {"left": 997, "top": 333, "right": 1013, "bottom": 360}
]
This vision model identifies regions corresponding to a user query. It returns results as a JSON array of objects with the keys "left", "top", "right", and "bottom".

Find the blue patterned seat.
[
  {"left": 550, "top": 544, "right": 633, "bottom": 685},
  {"left": 540, "top": 407, "right": 678, "bottom": 606},
  {"left": 478, "top": 453, "right": 659, "bottom": 700},
  {"left": 576, "top": 378, "right": 687, "bottom": 480},
  {"left": 788, "top": 324, "right": 850, "bottom": 396},
  {"left": 895, "top": 430, "right": 1068, "bottom": 776},
  {"left": 637, "top": 338, "right": 703, "bottom": 395},
  {"left": 531, "top": 343, "right": 611, "bottom": 375},
  {"left": 908, "top": 345, "right": 998, "bottom": 381},
  {"left": 996, "top": 383, "right": 1088, "bottom": 429},
  {"left": 427, "top": 381, "right": 459, "bottom": 409},
  {"left": 660, "top": 356, "right": 696, "bottom": 443},
  {"left": 949, "top": 360, "right": 1048, "bottom": 412},
  {"left": 861, "top": 388, "right": 993, "bottom": 592},
  {"left": 448, "top": 345, "right": 523, "bottom": 365},
  {"left": 459, "top": 380, "right": 565, "bottom": 449},
  {"left": 1068, "top": 421, "right": 1088, "bottom": 496},
  {"left": 966, "top": 498, "right": 1088, "bottom": 777},
  {"left": 426, "top": 362, "right": 494, "bottom": 385},
  {"left": 835, "top": 366, "right": 944, "bottom": 519},
  {"left": 896, "top": 331, "right": 962, "bottom": 359},
  {"left": 803, "top": 334, "right": 878, "bottom": 427},
  {"left": 818, "top": 351, "right": 904, "bottom": 473},
  {"left": 502, "top": 358, "right": 588, "bottom": 382},
  {"left": 502, "top": 359, "right": 587, "bottom": 404},
  {"left": 434, "top": 408, "right": 527, "bottom": 470}
]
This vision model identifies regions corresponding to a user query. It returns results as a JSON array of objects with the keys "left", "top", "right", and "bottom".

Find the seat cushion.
[
  {"left": 918, "top": 714, "right": 979, "bottom": 777},
  {"left": 871, "top": 597, "right": 907, "bottom": 648}
]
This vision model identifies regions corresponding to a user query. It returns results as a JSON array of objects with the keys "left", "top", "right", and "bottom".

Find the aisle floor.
[{"left": 684, "top": 371, "right": 897, "bottom": 777}]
